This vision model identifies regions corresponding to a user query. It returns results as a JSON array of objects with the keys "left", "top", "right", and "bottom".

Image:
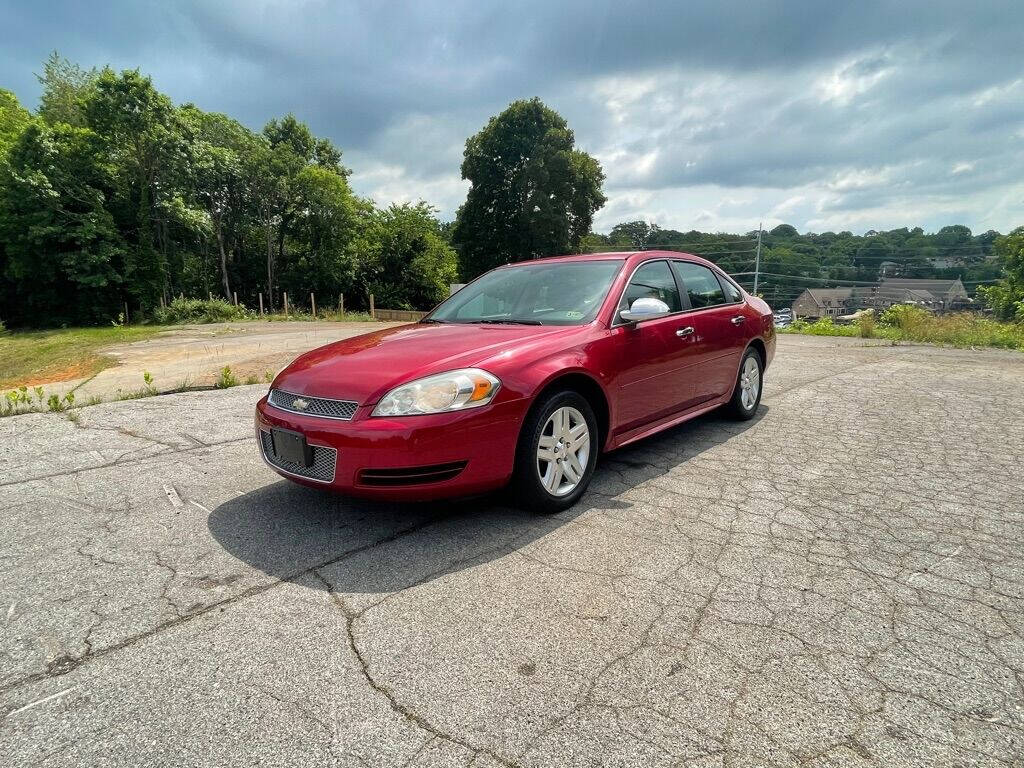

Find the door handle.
[
  {"left": 731, "top": 315, "right": 746, "bottom": 325},
  {"left": 676, "top": 326, "right": 695, "bottom": 337}
]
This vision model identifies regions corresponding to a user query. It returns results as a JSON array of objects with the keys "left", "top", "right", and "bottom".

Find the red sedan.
[{"left": 255, "top": 251, "right": 775, "bottom": 513}]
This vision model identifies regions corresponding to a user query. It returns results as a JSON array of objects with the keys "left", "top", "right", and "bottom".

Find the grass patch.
[
  {"left": 0, "top": 325, "right": 167, "bottom": 389},
  {"left": 782, "top": 310, "right": 1024, "bottom": 350}
]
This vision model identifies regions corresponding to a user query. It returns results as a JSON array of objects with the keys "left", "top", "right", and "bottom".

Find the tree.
[
  {"left": 769, "top": 223, "right": 798, "bottom": 238},
  {"left": 84, "top": 69, "right": 177, "bottom": 310},
  {"left": 0, "top": 122, "right": 124, "bottom": 326},
  {"left": 261, "top": 114, "right": 349, "bottom": 308},
  {"left": 0, "top": 90, "right": 31, "bottom": 152},
  {"left": 609, "top": 220, "right": 661, "bottom": 248},
  {"left": 181, "top": 107, "right": 258, "bottom": 300},
  {"left": 362, "top": 203, "right": 458, "bottom": 310},
  {"left": 281, "top": 165, "right": 367, "bottom": 304},
  {"left": 36, "top": 52, "right": 99, "bottom": 127},
  {"left": 978, "top": 227, "right": 1024, "bottom": 321},
  {"left": 452, "top": 98, "right": 605, "bottom": 278}
]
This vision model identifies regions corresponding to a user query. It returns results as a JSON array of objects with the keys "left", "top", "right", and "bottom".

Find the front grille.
[
  {"left": 268, "top": 389, "right": 358, "bottom": 420},
  {"left": 259, "top": 429, "right": 337, "bottom": 483},
  {"left": 358, "top": 461, "right": 467, "bottom": 487}
]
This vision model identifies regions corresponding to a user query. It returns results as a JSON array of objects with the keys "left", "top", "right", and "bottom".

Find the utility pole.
[{"left": 753, "top": 222, "right": 763, "bottom": 295}]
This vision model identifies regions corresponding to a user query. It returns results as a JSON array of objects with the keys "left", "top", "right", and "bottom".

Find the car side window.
[
  {"left": 619, "top": 261, "right": 682, "bottom": 314},
  {"left": 719, "top": 275, "right": 742, "bottom": 303},
  {"left": 673, "top": 261, "right": 726, "bottom": 309}
]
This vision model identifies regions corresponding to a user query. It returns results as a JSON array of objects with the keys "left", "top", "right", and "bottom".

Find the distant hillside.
[{"left": 583, "top": 222, "right": 1005, "bottom": 307}]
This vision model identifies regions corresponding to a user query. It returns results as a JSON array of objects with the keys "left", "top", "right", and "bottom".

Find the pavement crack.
[{"left": 312, "top": 570, "right": 524, "bottom": 768}]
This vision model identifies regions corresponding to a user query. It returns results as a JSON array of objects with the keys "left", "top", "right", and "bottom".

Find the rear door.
[
  {"left": 610, "top": 259, "right": 698, "bottom": 430},
  {"left": 671, "top": 261, "right": 747, "bottom": 404}
]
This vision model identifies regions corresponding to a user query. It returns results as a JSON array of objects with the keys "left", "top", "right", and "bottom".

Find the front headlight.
[{"left": 371, "top": 368, "right": 501, "bottom": 417}]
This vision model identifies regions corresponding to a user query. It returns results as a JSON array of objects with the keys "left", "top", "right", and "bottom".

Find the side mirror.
[{"left": 619, "top": 297, "right": 671, "bottom": 324}]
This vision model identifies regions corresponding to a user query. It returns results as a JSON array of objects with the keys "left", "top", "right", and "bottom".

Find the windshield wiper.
[
  {"left": 470, "top": 318, "right": 544, "bottom": 326},
  {"left": 419, "top": 318, "right": 448, "bottom": 324}
]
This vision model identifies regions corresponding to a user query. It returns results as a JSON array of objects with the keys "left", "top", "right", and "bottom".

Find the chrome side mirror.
[{"left": 619, "top": 297, "right": 671, "bottom": 324}]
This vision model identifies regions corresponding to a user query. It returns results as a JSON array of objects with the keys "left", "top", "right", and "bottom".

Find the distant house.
[
  {"left": 851, "top": 285, "right": 938, "bottom": 312},
  {"left": 791, "top": 277, "right": 970, "bottom": 319},
  {"left": 877, "top": 278, "right": 969, "bottom": 310},
  {"left": 791, "top": 288, "right": 853, "bottom": 319}
]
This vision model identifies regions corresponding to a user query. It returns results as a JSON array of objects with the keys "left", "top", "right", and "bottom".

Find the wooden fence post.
[
  {"left": 338, "top": 293, "right": 344, "bottom": 316},
  {"left": 284, "top": 292, "right": 289, "bottom": 316},
  {"left": 124, "top": 301, "right": 130, "bottom": 324},
  {"left": 233, "top": 291, "right": 238, "bottom": 307},
  {"left": 310, "top": 292, "right": 316, "bottom": 318},
  {"left": 369, "top": 294, "right": 375, "bottom": 319},
  {"left": 258, "top": 293, "right": 264, "bottom": 315}
]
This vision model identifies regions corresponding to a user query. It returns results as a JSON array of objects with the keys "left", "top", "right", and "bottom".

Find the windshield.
[{"left": 426, "top": 260, "right": 623, "bottom": 326}]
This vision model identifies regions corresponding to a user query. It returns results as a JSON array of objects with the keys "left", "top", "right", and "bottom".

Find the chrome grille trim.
[
  {"left": 259, "top": 429, "right": 337, "bottom": 483},
  {"left": 267, "top": 388, "right": 358, "bottom": 420}
]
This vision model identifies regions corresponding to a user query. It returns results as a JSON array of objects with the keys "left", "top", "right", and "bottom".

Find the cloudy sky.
[{"left": 3, "top": 0, "right": 1023, "bottom": 235}]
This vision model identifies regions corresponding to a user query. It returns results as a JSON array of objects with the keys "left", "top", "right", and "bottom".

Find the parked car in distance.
[
  {"left": 255, "top": 251, "right": 775, "bottom": 513},
  {"left": 773, "top": 307, "right": 794, "bottom": 328}
]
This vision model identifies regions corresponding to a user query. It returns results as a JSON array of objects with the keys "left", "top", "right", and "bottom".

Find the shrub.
[
  {"left": 153, "top": 298, "right": 253, "bottom": 325},
  {"left": 878, "top": 304, "right": 930, "bottom": 330},
  {"left": 215, "top": 366, "right": 239, "bottom": 389},
  {"left": 855, "top": 311, "right": 876, "bottom": 338}
]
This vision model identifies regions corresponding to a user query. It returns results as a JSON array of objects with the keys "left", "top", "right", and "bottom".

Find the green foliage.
[
  {"left": 0, "top": 89, "right": 31, "bottom": 152},
  {"left": 855, "top": 311, "right": 876, "bottom": 338},
  {"left": 361, "top": 203, "right": 458, "bottom": 310},
  {"left": 785, "top": 311, "right": 1024, "bottom": 350},
  {"left": 244, "top": 374, "right": 259, "bottom": 385},
  {"left": 215, "top": 365, "right": 238, "bottom": 389},
  {"left": 452, "top": 98, "right": 606, "bottom": 278},
  {"left": 977, "top": 227, "right": 1024, "bottom": 321},
  {"left": 0, "top": 121, "right": 125, "bottom": 326},
  {"left": 786, "top": 317, "right": 861, "bottom": 337},
  {"left": 36, "top": 52, "right": 98, "bottom": 127},
  {"left": 45, "top": 391, "right": 74, "bottom": 412},
  {"left": 879, "top": 303, "right": 930, "bottom": 329},
  {"left": 152, "top": 297, "right": 252, "bottom": 325}
]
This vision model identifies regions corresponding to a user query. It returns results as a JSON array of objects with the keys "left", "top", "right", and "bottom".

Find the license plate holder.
[{"left": 271, "top": 428, "right": 312, "bottom": 467}]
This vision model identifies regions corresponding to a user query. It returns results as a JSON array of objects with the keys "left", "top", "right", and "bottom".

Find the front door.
[{"left": 610, "top": 260, "right": 699, "bottom": 431}]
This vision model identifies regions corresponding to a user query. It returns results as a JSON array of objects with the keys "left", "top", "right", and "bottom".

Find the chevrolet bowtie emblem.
[{"left": 291, "top": 398, "right": 309, "bottom": 410}]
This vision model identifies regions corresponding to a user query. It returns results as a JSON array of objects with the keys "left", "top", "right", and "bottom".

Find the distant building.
[
  {"left": 791, "top": 288, "right": 853, "bottom": 319},
  {"left": 877, "top": 278, "right": 969, "bottom": 310},
  {"left": 791, "top": 277, "right": 970, "bottom": 319}
]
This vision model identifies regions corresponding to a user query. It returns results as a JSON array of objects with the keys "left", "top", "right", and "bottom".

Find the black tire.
[
  {"left": 512, "top": 390, "right": 599, "bottom": 514},
  {"left": 725, "top": 346, "right": 763, "bottom": 420}
]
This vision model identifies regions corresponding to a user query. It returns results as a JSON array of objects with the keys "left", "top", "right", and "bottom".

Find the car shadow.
[{"left": 207, "top": 406, "right": 769, "bottom": 594}]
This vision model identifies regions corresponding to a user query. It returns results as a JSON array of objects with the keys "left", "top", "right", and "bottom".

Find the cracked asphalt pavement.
[{"left": 2, "top": 335, "right": 1023, "bottom": 767}]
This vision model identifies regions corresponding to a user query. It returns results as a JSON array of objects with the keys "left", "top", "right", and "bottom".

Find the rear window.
[{"left": 673, "top": 261, "right": 726, "bottom": 309}]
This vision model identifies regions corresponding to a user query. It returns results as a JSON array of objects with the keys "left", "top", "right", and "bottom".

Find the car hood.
[{"left": 272, "top": 322, "right": 580, "bottom": 404}]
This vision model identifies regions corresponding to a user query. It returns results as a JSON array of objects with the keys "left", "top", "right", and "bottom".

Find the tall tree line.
[{"left": 0, "top": 54, "right": 457, "bottom": 327}]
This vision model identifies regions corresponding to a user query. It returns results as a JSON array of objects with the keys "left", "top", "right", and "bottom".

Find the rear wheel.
[
  {"left": 726, "top": 347, "right": 763, "bottom": 420},
  {"left": 512, "top": 390, "right": 598, "bottom": 514}
]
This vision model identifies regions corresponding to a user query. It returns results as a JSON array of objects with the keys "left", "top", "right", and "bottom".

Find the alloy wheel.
[
  {"left": 740, "top": 355, "right": 761, "bottom": 410},
  {"left": 536, "top": 406, "right": 590, "bottom": 497}
]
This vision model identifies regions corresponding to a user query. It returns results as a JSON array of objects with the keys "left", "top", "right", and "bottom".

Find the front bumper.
[{"left": 254, "top": 394, "right": 528, "bottom": 500}]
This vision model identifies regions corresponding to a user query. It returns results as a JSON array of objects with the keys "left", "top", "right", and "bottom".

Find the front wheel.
[
  {"left": 726, "top": 347, "right": 763, "bottom": 420},
  {"left": 512, "top": 391, "right": 598, "bottom": 514}
]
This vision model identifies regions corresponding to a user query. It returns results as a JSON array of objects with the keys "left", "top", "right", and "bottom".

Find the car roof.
[{"left": 518, "top": 250, "right": 720, "bottom": 269}]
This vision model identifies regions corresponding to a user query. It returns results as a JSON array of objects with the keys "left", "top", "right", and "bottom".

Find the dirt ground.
[{"left": 38, "top": 320, "right": 403, "bottom": 401}]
